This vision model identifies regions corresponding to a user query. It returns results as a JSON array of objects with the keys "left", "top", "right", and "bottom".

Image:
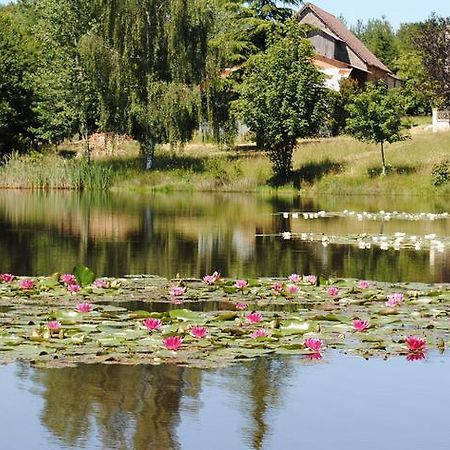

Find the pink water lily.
[
  {"left": 67, "top": 284, "right": 81, "bottom": 294},
  {"left": 246, "top": 312, "right": 263, "bottom": 323},
  {"left": 143, "top": 318, "right": 162, "bottom": 331},
  {"left": 169, "top": 286, "right": 186, "bottom": 297},
  {"left": 236, "top": 302, "right": 248, "bottom": 310},
  {"left": 304, "top": 337, "right": 323, "bottom": 352},
  {"left": 203, "top": 271, "right": 221, "bottom": 285},
  {"left": 235, "top": 279, "right": 248, "bottom": 289},
  {"left": 406, "top": 336, "right": 426, "bottom": 352},
  {"left": 190, "top": 326, "right": 208, "bottom": 338},
  {"left": 286, "top": 284, "right": 299, "bottom": 294},
  {"left": 358, "top": 280, "right": 371, "bottom": 289},
  {"left": 60, "top": 273, "right": 76, "bottom": 285},
  {"left": 386, "top": 293, "right": 404, "bottom": 307},
  {"left": 304, "top": 275, "right": 317, "bottom": 285},
  {"left": 272, "top": 282, "right": 283, "bottom": 293},
  {"left": 353, "top": 319, "right": 369, "bottom": 332},
  {"left": 1, "top": 273, "right": 14, "bottom": 283},
  {"left": 288, "top": 273, "right": 301, "bottom": 283},
  {"left": 251, "top": 329, "right": 268, "bottom": 339},
  {"left": 75, "top": 302, "right": 93, "bottom": 313},
  {"left": 163, "top": 335, "right": 183, "bottom": 351},
  {"left": 47, "top": 320, "right": 61, "bottom": 331},
  {"left": 327, "top": 286, "right": 339, "bottom": 297},
  {"left": 94, "top": 278, "right": 108, "bottom": 289},
  {"left": 20, "top": 279, "right": 34, "bottom": 290}
]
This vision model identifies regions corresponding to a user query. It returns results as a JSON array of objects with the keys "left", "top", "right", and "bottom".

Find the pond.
[
  {"left": 1, "top": 190, "right": 450, "bottom": 449},
  {"left": 1, "top": 354, "right": 449, "bottom": 450},
  {"left": 1, "top": 190, "right": 450, "bottom": 282}
]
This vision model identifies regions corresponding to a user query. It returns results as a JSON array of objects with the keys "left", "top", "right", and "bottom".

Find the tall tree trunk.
[
  {"left": 141, "top": 138, "right": 155, "bottom": 170},
  {"left": 380, "top": 141, "right": 386, "bottom": 176}
]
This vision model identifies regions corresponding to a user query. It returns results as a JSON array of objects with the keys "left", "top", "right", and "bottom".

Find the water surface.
[
  {"left": 1, "top": 190, "right": 450, "bottom": 282},
  {"left": 1, "top": 353, "right": 449, "bottom": 450}
]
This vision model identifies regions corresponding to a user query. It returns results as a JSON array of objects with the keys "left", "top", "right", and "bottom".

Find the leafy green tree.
[
  {"left": 352, "top": 17, "right": 398, "bottom": 69},
  {"left": 238, "top": 21, "right": 328, "bottom": 179},
  {"left": 394, "top": 22, "right": 431, "bottom": 115},
  {"left": 0, "top": 6, "right": 37, "bottom": 153},
  {"left": 346, "top": 82, "right": 405, "bottom": 176},
  {"left": 413, "top": 15, "right": 450, "bottom": 109}
]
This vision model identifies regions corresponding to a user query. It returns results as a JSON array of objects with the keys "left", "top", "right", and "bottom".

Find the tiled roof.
[{"left": 298, "top": 2, "right": 393, "bottom": 74}]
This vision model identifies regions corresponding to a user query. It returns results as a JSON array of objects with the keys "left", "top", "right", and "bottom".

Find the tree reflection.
[{"left": 26, "top": 364, "right": 201, "bottom": 450}]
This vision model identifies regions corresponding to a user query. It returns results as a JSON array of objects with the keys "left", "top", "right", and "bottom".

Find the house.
[{"left": 297, "top": 2, "right": 401, "bottom": 90}]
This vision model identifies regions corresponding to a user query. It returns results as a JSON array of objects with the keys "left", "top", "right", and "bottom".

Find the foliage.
[
  {"left": 0, "top": 7, "right": 38, "bottom": 154},
  {"left": 431, "top": 160, "right": 450, "bottom": 186},
  {"left": 352, "top": 17, "right": 398, "bottom": 69},
  {"left": 346, "top": 82, "right": 406, "bottom": 176},
  {"left": 394, "top": 23, "right": 432, "bottom": 115},
  {"left": 413, "top": 15, "right": 450, "bottom": 108},
  {"left": 237, "top": 20, "right": 328, "bottom": 179}
]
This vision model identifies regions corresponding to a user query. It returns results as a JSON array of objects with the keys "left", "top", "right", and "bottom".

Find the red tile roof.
[{"left": 298, "top": 2, "right": 393, "bottom": 74}]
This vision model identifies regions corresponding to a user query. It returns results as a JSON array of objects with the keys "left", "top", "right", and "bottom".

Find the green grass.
[{"left": 2, "top": 129, "right": 450, "bottom": 196}]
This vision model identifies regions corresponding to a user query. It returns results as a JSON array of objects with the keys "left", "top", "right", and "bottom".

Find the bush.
[{"left": 431, "top": 160, "right": 450, "bottom": 186}]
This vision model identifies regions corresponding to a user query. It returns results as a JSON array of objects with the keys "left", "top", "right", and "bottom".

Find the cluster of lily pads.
[
  {"left": 0, "top": 268, "right": 448, "bottom": 368},
  {"left": 273, "top": 230, "right": 449, "bottom": 252},
  {"left": 279, "top": 210, "right": 450, "bottom": 222}
]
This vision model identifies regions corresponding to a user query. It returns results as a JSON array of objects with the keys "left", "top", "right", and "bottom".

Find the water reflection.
[
  {"left": 4, "top": 353, "right": 450, "bottom": 450},
  {"left": 1, "top": 190, "right": 450, "bottom": 282}
]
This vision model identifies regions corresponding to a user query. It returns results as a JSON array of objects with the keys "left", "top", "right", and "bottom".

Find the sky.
[
  {"left": 1, "top": 0, "right": 450, "bottom": 29},
  {"left": 285, "top": 0, "right": 450, "bottom": 29}
]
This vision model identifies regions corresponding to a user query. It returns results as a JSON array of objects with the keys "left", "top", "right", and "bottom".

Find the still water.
[
  {"left": 1, "top": 190, "right": 450, "bottom": 282},
  {"left": 1, "top": 190, "right": 450, "bottom": 450},
  {"left": 1, "top": 354, "right": 450, "bottom": 450}
]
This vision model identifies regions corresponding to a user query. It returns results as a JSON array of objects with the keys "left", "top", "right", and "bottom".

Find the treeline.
[{"left": 0, "top": 1, "right": 449, "bottom": 174}]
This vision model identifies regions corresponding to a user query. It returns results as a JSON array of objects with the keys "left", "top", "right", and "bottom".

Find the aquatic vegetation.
[
  {"left": 286, "top": 284, "right": 299, "bottom": 294},
  {"left": 386, "top": 293, "right": 404, "bottom": 307},
  {"left": 246, "top": 312, "right": 263, "bottom": 323},
  {"left": 190, "top": 326, "right": 208, "bottom": 338},
  {"left": 93, "top": 279, "right": 108, "bottom": 289},
  {"left": 303, "top": 275, "right": 317, "bottom": 285},
  {"left": 143, "top": 318, "right": 162, "bottom": 331},
  {"left": 20, "top": 279, "right": 34, "bottom": 290},
  {"left": 353, "top": 319, "right": 369, "bottom": 332},
  {"left": 327, "top": 287, "right": 339, "bottom": 297},
  {"left": 61, "top": 274, "right": 76, "bottom": 285},
  {"left": 288, "top": 274, "right": 301, "bottom": 283},
  {"left": 203, "top": 272, "right": 221, "bottom": 285},
  {"left": 68, "top": 284, "right": 81, "bottom": 294},
  {"left": 1, "top": 273, "right": 15, "bottom": 283},
  {"left": 75, "top": 303, "right": 93, "bottom": 313},
  {"left": 406, "top": 336, "right": 426, "bottom": 352},
  {"left": 170, "top": 286, "right": 186, "bottom": 297},
  {"left": 0, "top": 273, "right": 448, "bottom": 369},
  {"left": 304, "top": 338, "right": 323, "bottom": 352},
  {"left": 235, "top": 279, "right": 248, "bottom": 290},
  {"left": 358, "top": 280, "right": 370, "bottom": 289},
  {"left": 272, "top": 282, "right": 283, "bottom": 293},
  {"left": 163, "top": 336, "right": 183, "bottom": 351},
  {"left": 251, "top": 329, "right": 269, "bottom": 339}
]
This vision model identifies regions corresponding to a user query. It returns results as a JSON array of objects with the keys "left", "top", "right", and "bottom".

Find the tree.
[
  {"left": 0, "top": 6, "right": 38, "bottom": 154},
  {"left": 413, "top": 15, "right": 450, "bottom": 109},
  {"left": 237, "top": 21, "right": 328, "bottom": 179},
  {"left": 394, "top": 23, "right": 432, "bottom": 115},
  {"left": 352, "top": 17, "right": 398, "bottom": 69},
  {"left": 346, "top": 82, "right": 405, "bottom": 176}
]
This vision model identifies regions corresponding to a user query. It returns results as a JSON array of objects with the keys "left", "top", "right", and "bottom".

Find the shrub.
[{"left": 431, "top": 160, "right": 450, "bottom": 186}]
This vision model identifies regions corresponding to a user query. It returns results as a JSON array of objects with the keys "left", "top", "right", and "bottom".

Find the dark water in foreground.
[
  {"left": 1, "top": 354, "right": 449, "bottom": 450},
  {"left": 1, "top": 190, "right": 450, "bottom": 282}
]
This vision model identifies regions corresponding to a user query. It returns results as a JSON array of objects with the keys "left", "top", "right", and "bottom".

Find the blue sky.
[
  {"left": 1, "top": 0, "right": 450, "bottom": 29},
  {"left": 284, "top": 0, "right": 450, "bottom": 29}
]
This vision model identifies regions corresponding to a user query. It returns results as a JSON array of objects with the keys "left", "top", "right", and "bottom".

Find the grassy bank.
[{"left": 1, "top": 130, "right": 450, "bottom": 195}]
